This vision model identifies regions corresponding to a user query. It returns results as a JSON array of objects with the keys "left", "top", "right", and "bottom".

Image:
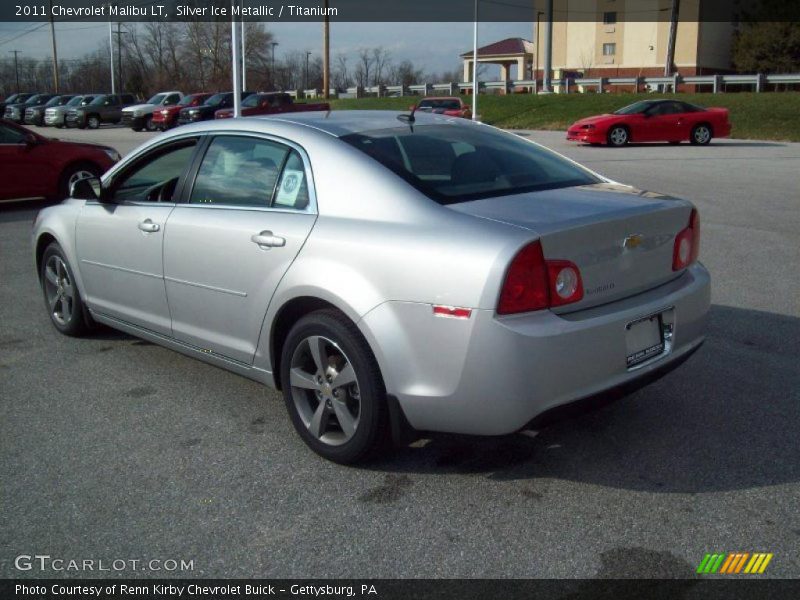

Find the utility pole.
[
  {"left": 534, "top": 10, "right": 543, "bottom": 94},
  {"left": 112, "top": 23, "right": 125, "bottom": 92},
  {"left": 9, "top": 50, "right": 21, "bottom": 93},
  {"left": 664, "top": 0, "right": 680, "bottom": 78},
  {"left": 305, "top": 51, "right": 312, "bottom": 94},
  {"left": 48, "top": 0, "right": 59, "bottom": 93},
  {"left": 270, "top": 42, "right": 279, "bottom": 90},
  {"left": 322, "top": 0, "right": 330, "bottom": 99}
]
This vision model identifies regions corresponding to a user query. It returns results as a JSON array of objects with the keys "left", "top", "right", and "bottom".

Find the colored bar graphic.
[{"left": 697, "top": 552, "right": 771, "bottom": 575}]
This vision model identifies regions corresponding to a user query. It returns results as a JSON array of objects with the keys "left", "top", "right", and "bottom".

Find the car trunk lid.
[{"left": 450, "top": 183, "right": 693, "bottom": 312}]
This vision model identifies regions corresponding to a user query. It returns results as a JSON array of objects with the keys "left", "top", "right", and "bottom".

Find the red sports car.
[
  {"left": 0, "top": 119, "right": 119, "bottom": 203},
  {"left": 413, "top": 96, "right": 472, "bottom": 119},
  {"left": 567, "top": 99, "right": 731, "bottom": 147},
  {"left": 151, "top": 92, "right": 212, "bottom": 131}
]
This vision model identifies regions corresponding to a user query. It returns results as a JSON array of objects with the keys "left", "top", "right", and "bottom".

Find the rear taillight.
[
  {"left": 497, "top": 241, "right": 584, "bottom": 315},
  {"left": 672, "top": 208, "right": 700, "bottom": 271}
]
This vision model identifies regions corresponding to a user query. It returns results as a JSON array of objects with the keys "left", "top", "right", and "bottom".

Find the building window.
[
  {"left": 603, "top": 11, "right": 617, "bottom": 24},
  {"left": 602, "top": 43, "right": 616, "bottom": 56}
]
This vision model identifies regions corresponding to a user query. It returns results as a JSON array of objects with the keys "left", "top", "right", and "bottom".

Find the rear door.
[
  {"left": 101, "top": 95, "right": 121, "bottom": 123},
  {"left": 75, "top": 137, "right": 200, "bottom": 334},
  {"left": 163, "top": 134, "right": 317, "bottom": 364}
]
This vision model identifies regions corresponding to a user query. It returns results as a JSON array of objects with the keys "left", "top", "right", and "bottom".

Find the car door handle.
[
  {"left": 138, "top": 219, "right": 160, "bottom": 233},
  {"left": 251, "top": 231, "right": 286, "bottom": 248}
]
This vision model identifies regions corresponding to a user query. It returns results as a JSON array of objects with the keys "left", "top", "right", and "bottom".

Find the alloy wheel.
[
  {"left": 694, "top": 126, "right": 711, "bottom": 144},
  {"left": 67, "top": 169, "right": 96, "bottom": 191},
  {"left": 289, "top": 335, "right": 361, "bottom": 446},
  {"left": 43, "top": 255, "right": 74, "bottom": 326},
  {"left": 609, "top": 127, "right": 628, "bottom": 146}
]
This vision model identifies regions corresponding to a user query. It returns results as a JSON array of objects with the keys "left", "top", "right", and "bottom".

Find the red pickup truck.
[{"left": 214, "top": 93, "right": 330, "bottom": 119}]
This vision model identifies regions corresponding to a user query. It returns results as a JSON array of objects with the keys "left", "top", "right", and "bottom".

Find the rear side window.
[
  {"left": 190, "top": 136, "right": 288, "bottom": 207},
  {"left": 342, "top": 124, "right": 598, "bottom": 204}
]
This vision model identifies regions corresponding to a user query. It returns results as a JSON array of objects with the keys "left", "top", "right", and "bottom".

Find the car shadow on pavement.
[{"left": 374, "top": 304, "right": 800, "bottom": 493}]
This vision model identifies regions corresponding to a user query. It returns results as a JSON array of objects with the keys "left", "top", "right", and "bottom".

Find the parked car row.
[{"left": 2, "top": 92, "right": 141, "bottom": 129}]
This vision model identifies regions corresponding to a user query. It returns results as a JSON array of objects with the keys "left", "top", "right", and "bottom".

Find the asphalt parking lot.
[{"left": 2, "top": 124, "right": 799, "bottom": 578}]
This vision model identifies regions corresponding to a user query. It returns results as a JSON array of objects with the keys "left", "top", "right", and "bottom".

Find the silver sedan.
[{"left": 32, "top": 111, "right": 710, "bottom": 463}]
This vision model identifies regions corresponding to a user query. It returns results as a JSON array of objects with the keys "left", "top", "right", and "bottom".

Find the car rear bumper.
[{"left": 360, "top": 262, "right": 710, "bottom": 435}]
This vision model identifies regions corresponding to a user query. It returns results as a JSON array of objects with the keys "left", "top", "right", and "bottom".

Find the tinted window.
[
  {"left": 419, "top": 99, "right": 461, "bottom": 110},
  {"left": 0, "top": 123, "right": 25, "bottom": 144},
  {"left": 649, "top": 101, "right": 683, "bottom": 116},
  {"left": 112, "top": 142, "right": 196, "bottom": 203},
  {"left": 342, "top": 124, "right": 598, "bottom": 204},
  {"left": 89, "top": 95, "right": 108, "bottom": 106},
  {"left": 242, "top": 94, "right": 263, "bottom": 108},
  {"left": 165, "top": 93, "right": 181, "bottom": 105},
  {"left": 190, "top": 136, "right": 290, "bottom": 207},
  {"left": 614, "top": 101, "right": 655, "bottom": 115},
  {"left": 146, "top": 93, "right": 167, "bottom": 105},
  {"left": 66, "top": 96, "right": 85, "bottom": 107}
]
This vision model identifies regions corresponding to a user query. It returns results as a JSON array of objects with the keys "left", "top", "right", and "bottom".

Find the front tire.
[
  {"left": 40, "top": 243, "right": 90, "bottom": 336},
  {"left": 280, "top": 309, "right": 389, "bottom": 464},
  {"left": 87, "top": 115, "right": 100, "bottom": 129},
  {"left": 607, "top": 125, "right": 629, "bottom": 147},
  {"left": 691, "top": 123, "right": 712, "bottom": 145},
  {"left": 58, "top": 162, "right": 102, "bottom": 199}
]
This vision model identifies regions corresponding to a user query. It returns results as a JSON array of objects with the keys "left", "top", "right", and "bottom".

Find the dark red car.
[
  {"left": 152, "top": 92, "right": 212, "bottom": 131},
  {"left": 213, "top": 92, "right": 330, "bottom": 119},
  {"left": 0, "top": 119, "right": 120, "bottom": 203},
  {"left": 413, "top": 96, "right": 472, "bottom": 119},
  {"left": 567, "top": 99, "right": 731, "bottom": 147}
]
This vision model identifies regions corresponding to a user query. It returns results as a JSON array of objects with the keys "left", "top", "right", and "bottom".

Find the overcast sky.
[{"left": 0, "top": 21, "right": 533, "bottom": 77}]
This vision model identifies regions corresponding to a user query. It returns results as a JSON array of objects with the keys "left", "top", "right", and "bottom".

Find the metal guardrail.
[{"left": 288, "top": 73, "right": 799, "bottom": 99}]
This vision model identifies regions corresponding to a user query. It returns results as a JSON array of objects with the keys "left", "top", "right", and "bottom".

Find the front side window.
[
  {"left": 190, "top": 136, "right": 292, "bottom": 207},
  {"left": 111, "top": 142, "right": 197, "bottom": 203},
  {"left": 614, "top": 100, "right": 654, "bottom": 115},
  {"left": 342, "top": 124, "right": 598, "bottom": 204}
]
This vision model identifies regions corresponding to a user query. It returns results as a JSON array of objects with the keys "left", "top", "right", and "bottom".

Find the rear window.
[
  {"left": 341, "top": 123, "right": 598, "bottom": 204},
  {"left": 419, "top": 99, "right": 461, "bottom": 110}
]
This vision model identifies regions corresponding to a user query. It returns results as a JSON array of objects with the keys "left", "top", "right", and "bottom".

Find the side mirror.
[
  {"left": 70, "top": 175, "right": 105, "bottom": 201},
  {"left": 409, "top": 104, "right": 417, "bottom": 111},
  {"left": 23, "top": 133, "right": 39, "bottom": 147}
]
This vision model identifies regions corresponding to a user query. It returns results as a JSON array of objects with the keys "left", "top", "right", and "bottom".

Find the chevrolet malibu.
[{"left": 32, "top": 111, "right": 710, "bottom": 463}]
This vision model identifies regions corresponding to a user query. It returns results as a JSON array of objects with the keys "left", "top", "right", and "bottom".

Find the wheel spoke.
[
  {"left": 55, "top": 259, "right": 64, "bottom": 279},
  {"left": 290, "top": 367, "right": 319, "bottom": 390},
  {"left": 60, "top": 295, "right": 72, "bottom": 322},
  {"left": 331, "top": 399, "right": 356, "bottom": 438},
  {"left": 45, "top": 265, "right": 59, "bottom": 286},
  {"left": 332, "top": 362, "right": 356, "bottom": 389},
  {"left": 61, "top": 280, "right": 73, "bottom": 299},
  {"left": 49, "top": 291, "right": 61, "bottom": 311},
  {"left": 307, "top": 336, "right": 328, "bottom": 374},
  {"left": 309, "top": 400, "right": 328, "bottom": 438}
]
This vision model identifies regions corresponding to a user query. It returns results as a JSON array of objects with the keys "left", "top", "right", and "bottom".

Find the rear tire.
[
  {"left": 690, "top": 123, "right": 712, "bottom": 145},
  {"left": 280, "top": 309, "right": 389, "bottom": 464},
  {"left": 40, "top": 242, "right": 90, "bottom": 337},
  {"left": 607, "top": 125, "right": 629, "bottom": 147}
]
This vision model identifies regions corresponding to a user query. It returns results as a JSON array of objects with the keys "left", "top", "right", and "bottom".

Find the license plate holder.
[{"left": 625, "top": 313, "right": 665, "bottom": 368}]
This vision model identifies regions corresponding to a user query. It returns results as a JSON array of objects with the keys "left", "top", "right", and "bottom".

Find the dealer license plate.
[{"left": 625, "top": 313, "right": 665, "bottom": 368}]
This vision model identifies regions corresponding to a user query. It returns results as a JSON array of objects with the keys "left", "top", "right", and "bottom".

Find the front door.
[
  {"left": 0, "top": 122, "right": 41, "bottom": 200},
  {"left": 75, "top": 139, "right": 200, "bottom": 335},
  {"left": 163, "top": 134, "right": 317, "bottom": 364}
]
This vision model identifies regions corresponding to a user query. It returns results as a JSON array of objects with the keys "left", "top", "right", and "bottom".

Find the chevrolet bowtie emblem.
[{"left": 623, "top": 234, "right": 644, "bottom": 250}]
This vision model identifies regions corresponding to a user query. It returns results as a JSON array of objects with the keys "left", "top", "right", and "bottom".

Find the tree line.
[{"left": 0, "top": 22, "right": 459, "bottom": 97}]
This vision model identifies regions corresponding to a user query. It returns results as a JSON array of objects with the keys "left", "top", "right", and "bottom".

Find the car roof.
[{"left": 252, "top": 110, "right": 468, "bottom": 137}]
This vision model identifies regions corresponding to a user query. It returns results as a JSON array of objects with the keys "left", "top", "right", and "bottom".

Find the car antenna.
[{"left": 397, "top": 101, "right": 418, "bottom": 127}]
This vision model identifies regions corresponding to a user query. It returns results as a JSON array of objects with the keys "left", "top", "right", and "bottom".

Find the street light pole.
[
  {"left": 323, "top": 0, "right": 330, "bottom": 99},
  {"left": 240, "top": 9, "right": 247, "bottom": 91},
  {"left": 535, "top": 11, "right": 543, "bottom": 94},
  {"left": 108, "top": 11, "right": 115, "bottom": 94},
  {"left": 471, "top": 0, "right": 478, "bottom": 121},
  {"left": 231, "top": 10, "right": 242, "bottom": 117}
]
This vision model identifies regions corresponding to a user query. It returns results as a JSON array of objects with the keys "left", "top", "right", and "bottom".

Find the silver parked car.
[{"left": 32, "top": 111, "right": 710, "bottom": 463}]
